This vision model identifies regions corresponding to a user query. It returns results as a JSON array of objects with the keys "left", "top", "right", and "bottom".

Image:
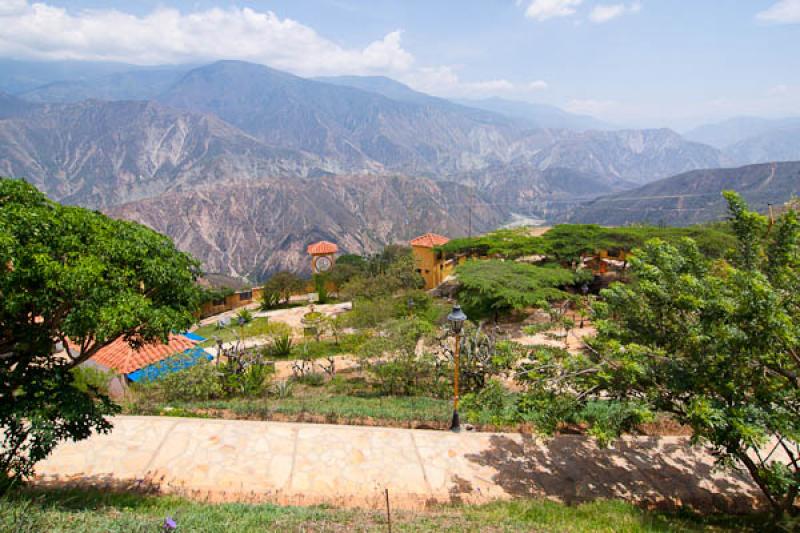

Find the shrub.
[
  {"left": 461, "top": 379, "right": 517, "bottom": 426},
  {"left": 291, "top": 372, "right": 326, "bottom": 387},
  {"left": 260, "top": 271, "right": 305, "bottom": 310},
  {"left": 70, "top": 366, "right": 111, "bottom": 397},
  {"left": 271, "top": 380, "right": 293, "bottom": 399},
  {"left": 235, "top": 308, "right": 253, "bottom": 324},
  {"left": 157, "top": 361, "right": 225, "bottom": 402},
  {"left": 267, "top": 333, "right": 293, "bottom": 358}
]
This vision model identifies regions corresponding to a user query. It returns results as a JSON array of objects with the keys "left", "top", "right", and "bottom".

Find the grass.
[
  {"left": 0, "top": 487, "right": 765, "bottom": 532},
  {"left": 194, "top": 317, "right": 292, "bottom": 347},
  {"left": 125, "top": 393, "right": 453, "bottom": 427}
]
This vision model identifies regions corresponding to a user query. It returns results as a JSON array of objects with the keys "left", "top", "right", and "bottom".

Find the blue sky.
[{"left": 0, "top": 0, "right": 798, "bottom": 128}]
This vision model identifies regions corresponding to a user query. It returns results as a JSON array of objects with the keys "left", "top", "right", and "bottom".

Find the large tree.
[
  {"left": 455, "top": 259, "right": 584, "bottom": 321},
  {"left": 521, "top": 192, "right": 800, "bottom": 518},
  {"left": 0, "top": 178, "right": 202, "bottom": 490}
]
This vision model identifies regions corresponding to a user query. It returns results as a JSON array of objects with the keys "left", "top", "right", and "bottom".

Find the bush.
[
  {"left": 235, "top": 308, "right": 253, "bottom": 324},
  {"left": 271, "top": 380, "right": 293, "bottom": 399},
  {"left": 267, "top": 333, "right": 293, "bottom": 358},
  {"left": 291, "top": 372, "right": 326, "bottom": 387},
  {"left": 70, "top": 366, "right": 111, "bottom": 397},
  {"left": 260, "top": 271, "right": 305, "bottom": 310},
  {"left": 156, "top": 361, "right": 225, "bottom": 402},
  {"left": 461, "top": 379, "right": 517, "bottom": 426}
]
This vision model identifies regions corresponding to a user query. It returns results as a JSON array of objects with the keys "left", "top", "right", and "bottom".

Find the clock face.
[{"left": 315, "top": 255, "right": 333, "bottom": 272}]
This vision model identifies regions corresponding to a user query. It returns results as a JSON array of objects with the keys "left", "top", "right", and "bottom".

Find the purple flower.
[{"left": 163, "top": 517, "right": 177, "bottom": 530}]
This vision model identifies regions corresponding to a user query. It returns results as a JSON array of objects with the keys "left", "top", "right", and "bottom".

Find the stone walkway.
[{"left": 34, "top": 416, "right": 765, "bottom": 512}]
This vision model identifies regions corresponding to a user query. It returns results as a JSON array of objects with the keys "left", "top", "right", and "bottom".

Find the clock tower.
[{"left": 307, "top": 240, "right": 338, "bottom": 274}]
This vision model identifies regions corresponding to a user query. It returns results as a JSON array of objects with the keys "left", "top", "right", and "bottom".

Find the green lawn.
[
  {"left": 193, "top": 317, "right": 292, "bottom": 346},
  {"left": 0, "top": 487, "right": 764, "bottom": 532},
  {"left": 125, "top": 393, "right": 453, "bottom": 427}
]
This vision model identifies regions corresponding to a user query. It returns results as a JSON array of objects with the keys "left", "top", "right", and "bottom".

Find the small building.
[
  {"left": 410, "top": 233, "right": 454, "bottom": 290},
  {"left": 85, "top": 333, "right": 212, "bottom": 397},
  {"left": 307, "top": 240, "right": 338, "bottom": 274},
  {"left": 197, "top": 275, "right": 264, "bottom": 318}
]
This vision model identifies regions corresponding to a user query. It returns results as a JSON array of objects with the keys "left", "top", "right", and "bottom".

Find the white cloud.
[
  {"left": 524, "top": 0, "right": 583, "bottom": 21},
  {"left": 0, "top": 2, "right": 413, "bottom": 76},
  {"left": 528, "top": 80, "right": 549, "bottom": 90},
  {"left": 756, "top": 0, "right": 800, "bottom": 24},
  {"left": 0, "top": 1, "right": 544, "bottom": 101},
  {"left": 589, "top": 2, "right": 642, "bottom": 23}
]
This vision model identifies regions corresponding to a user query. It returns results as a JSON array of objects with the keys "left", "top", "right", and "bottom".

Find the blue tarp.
[
  {"left": 126, "top": 346, "right": 213, "bottom": 383},
  {"left": 181, "top": 331, "right": 207, "bottom": 342}
]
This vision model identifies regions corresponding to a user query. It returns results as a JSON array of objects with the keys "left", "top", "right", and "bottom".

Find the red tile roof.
[
  {"left": 409, "top": 233, "right": 450, "bottom": 248},
  {"left": 307, "top": 241, "right": 338, "bottom": 255},
  {"left": 89, "top": 334, "right": 199, "bottom": 375}
]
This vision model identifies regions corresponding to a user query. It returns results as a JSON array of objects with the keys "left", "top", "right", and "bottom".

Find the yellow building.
[{"left": 410, "top": 233, "right": 456, "bottom": 290}]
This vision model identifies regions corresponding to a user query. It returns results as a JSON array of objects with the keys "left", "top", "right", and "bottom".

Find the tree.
[
  {"left": 455, "top": 260, "right": 584, "bottom": 321},
  {"left": 521, "top": 192, "right": 800, "bottom": 518},
  {"left": 0, "top": 178, "right": 202, "bottom": 491},
  {"left": 260, "top": 271, "right": 305, "bottom": 310}
]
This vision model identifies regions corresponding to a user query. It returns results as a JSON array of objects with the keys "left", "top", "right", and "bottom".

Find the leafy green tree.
[
  {"left": 521, "top": 192, "right": 800, "bottom": 518},
  {"left": 260, "top": 271, "right": 305, "bottom": 310},
  {"left": 0, "top": 178, "right": 202, "bottom": 491},
  {"left": 455, "top": 260, "right": 584, "bottom": 321}
]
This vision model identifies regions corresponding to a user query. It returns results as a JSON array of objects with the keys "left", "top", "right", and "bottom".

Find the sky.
[{"left": 0, "top": 0, "right": 798, "bottom": 129}]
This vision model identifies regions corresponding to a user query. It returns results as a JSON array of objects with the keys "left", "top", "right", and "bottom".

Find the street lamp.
[
  {"left": 407, "top": 297, "right": 415, "bottom": 317},
  {"left": 447, "top": 303, "right": 467, "bottom": 431}
]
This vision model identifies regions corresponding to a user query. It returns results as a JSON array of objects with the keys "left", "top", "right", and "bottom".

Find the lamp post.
[
  {"left": 447, "top": 303, "right": 467, "bottom": 431},
  {"left": 407, "top": 297, "right": 415, "bottom": 318}
]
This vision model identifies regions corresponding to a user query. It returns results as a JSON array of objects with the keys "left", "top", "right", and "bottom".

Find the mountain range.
[
  {"left": 571, "top": 161, "right": 800, "bottom": 226},
  {"left": 1, "top": 59, "right": 798, "bottom": 278},
  {"left": 106, "top": 175, "right": 507, "bottom": 280}
]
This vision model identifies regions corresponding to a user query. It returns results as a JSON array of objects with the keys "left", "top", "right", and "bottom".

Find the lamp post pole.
[
  {"left": 447, "top": 303, "right": 467, "bottom": 432},
  {"left": 452, "top": 330, "right": 461, "bottom": 430}
]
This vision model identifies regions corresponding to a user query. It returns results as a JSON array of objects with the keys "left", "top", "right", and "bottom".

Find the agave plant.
[{"left": 268, "top": 333, "right": 293, "bottom": 358}]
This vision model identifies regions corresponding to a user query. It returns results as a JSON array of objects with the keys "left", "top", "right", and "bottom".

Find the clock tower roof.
[{"left": 307, "top": 241, "right": 338, "bottom": 255}]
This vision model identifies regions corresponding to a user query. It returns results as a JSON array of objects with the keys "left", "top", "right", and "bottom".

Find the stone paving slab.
[{"left": 33, "top": 416, "right": 765, "bottom": 512}]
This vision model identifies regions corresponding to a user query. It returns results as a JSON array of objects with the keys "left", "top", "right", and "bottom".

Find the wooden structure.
[{"left": 198, "top": 287, "right": 263, "bottom": 318}]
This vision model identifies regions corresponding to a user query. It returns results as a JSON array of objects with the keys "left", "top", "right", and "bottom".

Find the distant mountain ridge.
[
  {"left": 455, "top": 97, "right": 614, "bottom": 131},
  {"left": 106, "top": 175, "right": 507, "bottom": 279},
  {"left": 570, "top": 161, "right": 800, "bottom": 226},
  {"left": 0, "top": 99, "right": 328, "bottom": 207},
  {"left": 0, "top": 59, "right": 747, "bottom": 276}
]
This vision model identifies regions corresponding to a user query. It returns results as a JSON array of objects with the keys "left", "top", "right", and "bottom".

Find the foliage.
[
  {"left": 266, "top": 333, "right": 293, "bottom": 358},
  {"left": 438, "top": 227, "right": 545, "bottom": 259},
  {"left": 439, "top": 223, "right": 736, "bottom": 265},
  {"left": 328, "top": 254, "right": 366, "bottom": 292},
  {"left": 313, "top": 273, "right": 330, "bottom": 304},
  {"left": 69, "top": 366, "right": 111, "bottom": 397},
  {"left": 455, "top": 260, "right": 584, "bottom": 320},
  {"left": 259, "top": 271, "right": 305, "bottom": 310},
  {"left": 270, "top": 380, "right": 293, "bottom": 399},
  {"left": 460, "top": 378, "right": 519, "bottom": 426},
  {"left": 0, "top": 178, "right": 201, "bottom": 491},
  {"left": 291, "top": 372, "right": 326, "bottom": 387},
  {"left": 150, "top": 361, "right": 225, "bottom": 402},
  {"left": 518, "top": 192, "right": 800, "bottom": 518},
  {"left": 195, "top": 317, "right": 291, "bottom": 346},
  {"left": 443, "top": 325, "right": 524, "bottom": 393},
  {"left": 235, "top": 308, "right": 253, "bottom": 324},
  {"left": 339, "top": 246, "right": 423, "bottom": 302}
]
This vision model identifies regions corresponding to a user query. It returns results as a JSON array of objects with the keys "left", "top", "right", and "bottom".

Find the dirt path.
[{"left": 34, "top": 416, "right": 766, "bottom": 512}]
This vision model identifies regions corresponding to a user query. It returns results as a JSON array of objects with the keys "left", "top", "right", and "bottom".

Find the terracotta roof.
[
  {"left": 89, "top": 334, "right": 199, "bottom": 375},
  {"left": 307, "top": 241, "right": 338, "bottom": 255},
  {"left": 409, "top": 233, "right": 450, "bottom": 248}
]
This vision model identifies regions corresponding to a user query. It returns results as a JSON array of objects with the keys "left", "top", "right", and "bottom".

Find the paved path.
[{"left": 34, "top": 416, "right": 765, "bottom": 512}]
